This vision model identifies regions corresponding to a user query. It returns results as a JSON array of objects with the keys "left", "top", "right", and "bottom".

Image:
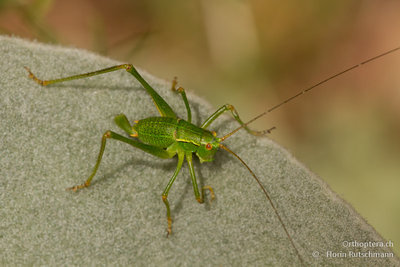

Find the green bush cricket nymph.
[{"left": 25, "top": 46, "right": 400, "bottom": 265}]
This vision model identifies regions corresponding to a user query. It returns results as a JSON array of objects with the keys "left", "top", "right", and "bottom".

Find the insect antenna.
[
  {"left": 218, "top": 143, "right": 304, "bottom": 265},
  {"left": 218, "top": 46, "right": 400, "bottom": 264},
  {"left": 221, "top": 46, "right": 400, "bottom": 141}
]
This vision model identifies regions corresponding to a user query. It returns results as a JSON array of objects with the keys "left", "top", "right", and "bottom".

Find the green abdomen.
[
  {"left": 133, "top": 117, "right": 177, "bottom": 147},
  {"left": 133, "top": 117, "right": 206, "bottom": 148}
]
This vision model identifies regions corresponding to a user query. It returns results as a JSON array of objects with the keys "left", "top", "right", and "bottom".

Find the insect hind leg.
[
  {"left": 171, "top": 77, "right": 192, "bottom": 123},
  {"left": 67, "top": 130, "right": 114, "bottom": 191},
  {"left": 25, "top": 64, "right": 177, "bottom": 118},
  {"left": 68, "top": 130, "right": 175, "bottom": 192},
  {"left": 162, "top": 151, "right": 185, "bottom": 236}
]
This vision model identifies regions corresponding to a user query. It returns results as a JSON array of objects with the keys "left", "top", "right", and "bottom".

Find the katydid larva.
[{"left": 24, "top": 46, "right": 400, "bottom": 265}]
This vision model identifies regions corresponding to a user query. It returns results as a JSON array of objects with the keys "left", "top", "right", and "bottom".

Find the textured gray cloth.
[{"left": 1, "top": 36, "right": 398, "bottom": 266}]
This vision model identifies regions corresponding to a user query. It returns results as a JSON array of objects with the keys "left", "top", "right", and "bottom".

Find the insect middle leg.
[{"left": 186, "top": 152, "right": 215, "bottom": 203}]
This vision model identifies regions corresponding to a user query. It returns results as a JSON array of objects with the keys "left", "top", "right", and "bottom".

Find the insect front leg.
[
  {"left": 201, "top": 104, "right": 272, "bottom": 136},
  {"left": 171, "top": 77, "right": 192, "bottom": 123},
  {"left": 185, "top": 152, "right": 215, "bottom": 203}
]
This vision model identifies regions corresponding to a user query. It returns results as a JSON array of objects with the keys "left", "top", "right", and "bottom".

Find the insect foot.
[
  {"left": 201, "top": 186, "right": 215, "bottom": 204},
  {"left": 166, "top": 217, "right": 173, "bottom": 238},
  {"left": 66, "top": 182, "right": 90, "bottom": 192},
  {"left": 24, "top": 66, "right": 48, "bottom": 86}
]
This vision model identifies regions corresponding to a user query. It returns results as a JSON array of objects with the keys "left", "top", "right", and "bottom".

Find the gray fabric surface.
[{"left": 1, "top": 36, "right": 398, "bottom": 266}]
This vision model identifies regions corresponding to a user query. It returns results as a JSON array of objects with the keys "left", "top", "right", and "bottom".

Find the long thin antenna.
[
  {"left": 219, "top": 144, "right": 305, "bottom": 265},
  {"left": 221, "top": 46, "right": 400, "bottom": 140}
]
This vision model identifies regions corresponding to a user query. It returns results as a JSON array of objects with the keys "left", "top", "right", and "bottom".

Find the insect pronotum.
[{"left": 25, "top": 46, "right": 400, "bottom": 265}]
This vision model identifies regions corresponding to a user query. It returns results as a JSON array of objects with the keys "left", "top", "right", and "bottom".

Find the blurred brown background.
[{"left": 1, "top": 0, "right": 399, "bottom": 255}]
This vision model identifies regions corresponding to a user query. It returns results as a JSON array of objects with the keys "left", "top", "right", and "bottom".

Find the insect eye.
[{"left": 205, "top": 143, "right": 212, "bottom": 150}]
